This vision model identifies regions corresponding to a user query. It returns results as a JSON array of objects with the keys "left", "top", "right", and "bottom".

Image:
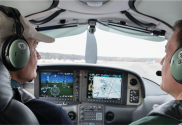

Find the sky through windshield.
[{"left": 37, "top": 28, "right": 167, "bottom": 58}]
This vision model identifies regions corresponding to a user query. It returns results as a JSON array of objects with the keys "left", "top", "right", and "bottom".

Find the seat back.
[{"left": 0, "top": 61, "right": 39, "bottom": 125}]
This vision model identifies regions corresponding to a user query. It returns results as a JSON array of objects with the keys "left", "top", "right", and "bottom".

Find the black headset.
[{"left": 0, "top": 5, "right": 30, "bottom": 71}]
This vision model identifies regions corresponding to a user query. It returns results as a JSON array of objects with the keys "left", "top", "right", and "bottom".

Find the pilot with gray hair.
[{"left": 0, "top": 5, "right": 73, "bottom": 124}]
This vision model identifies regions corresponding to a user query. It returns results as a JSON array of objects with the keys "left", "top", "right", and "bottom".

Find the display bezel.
[{"left": 87, "top": 72, "right": 123, "bottom": 101}]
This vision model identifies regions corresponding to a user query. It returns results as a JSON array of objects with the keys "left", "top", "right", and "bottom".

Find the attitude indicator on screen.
[{"left": 40, "top": 72, "right": 73, "bottom": 97}]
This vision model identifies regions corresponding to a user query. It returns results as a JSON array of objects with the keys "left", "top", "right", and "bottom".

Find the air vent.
[
  {"left": 130, "top": 78, "right": 138, "bottom": 86},
  {"left": 79, "top": 0, "right": 110, "bottom": 7},
  {"left": 68, "top": 111, "right": 76, "bottom": 120},
  {"left": 105, "top": 112, "right": 114, "bottom": 121}
]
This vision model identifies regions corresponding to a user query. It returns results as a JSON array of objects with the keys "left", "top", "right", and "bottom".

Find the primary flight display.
[{"left": 40, "top": 72, "right": 73, "bottom": 98}]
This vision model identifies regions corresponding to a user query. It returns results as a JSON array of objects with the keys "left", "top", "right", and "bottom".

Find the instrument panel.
[
  {"left": 34, "top": 64, "right": 148, "bottom": 125},
  {"left": 35, "top": 64, "right": 144, "bottom": 106}
]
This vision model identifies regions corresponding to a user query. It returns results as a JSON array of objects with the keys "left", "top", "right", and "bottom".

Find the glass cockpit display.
[
  {"left": 87, "top": 73, "right": 122, "bottom": 100},
  {"left": 40, "top": 72, "right": 73, "bottom": 98}
]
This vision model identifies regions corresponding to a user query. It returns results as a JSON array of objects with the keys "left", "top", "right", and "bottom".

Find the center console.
[{"left": 79, "top": 104, "right": 104, "bottom": 125}]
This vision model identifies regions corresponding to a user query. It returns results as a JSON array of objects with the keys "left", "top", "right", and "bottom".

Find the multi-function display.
[
  {"left": 87, "top": 73, "right": 122, "bottom": 100},
  {"left": 40, "top": 72, "right": 73, "bottom": 98}
]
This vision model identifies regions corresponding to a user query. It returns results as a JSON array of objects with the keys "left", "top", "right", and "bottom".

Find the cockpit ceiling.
[
  {"left": 1, "top": 0, "right": 180, "bottom": 40},
  {"left": 0, "top": 0, "right": 52, "bottom": 16},
  {"left": 134, "top": 0, "right": 182, "bottom": 27},
  {"left": 1, "top": 0, "right": 181, "bottom": 27}
]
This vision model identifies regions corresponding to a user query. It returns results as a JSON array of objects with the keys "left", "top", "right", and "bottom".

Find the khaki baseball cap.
[{"left": 0, "top": 11, "right": 55, "bottom": 44}]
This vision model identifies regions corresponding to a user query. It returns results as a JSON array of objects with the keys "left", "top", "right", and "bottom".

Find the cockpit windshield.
[{"left": 37, "top": 27, "right": 167, "bottom": 85}]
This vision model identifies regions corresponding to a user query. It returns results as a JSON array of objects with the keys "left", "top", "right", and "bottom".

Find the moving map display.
[
  {"left": 87, "top": 73, "right": 122, "bottom": 100},
  {"left": 40, "top": 72, "right": 73, "bottom": 98}
]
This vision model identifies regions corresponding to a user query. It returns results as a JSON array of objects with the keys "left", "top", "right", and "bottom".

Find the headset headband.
[
  {"left": 0, "top": 5, "right": 20, "bottom": 18},
  {"left": 0, "top": 5, "right": 23, "bottom": 36}
]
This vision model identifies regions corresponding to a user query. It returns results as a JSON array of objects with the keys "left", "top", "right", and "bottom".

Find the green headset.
[
  {"left": 170, "top": 46, "right": 182, "bottom": 83},
  {"left": 0, "top": 5, "right": 30, "bottom": 71}
]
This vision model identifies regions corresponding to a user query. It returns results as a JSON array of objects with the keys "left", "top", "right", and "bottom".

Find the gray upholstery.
[{"left": 0, "top": 61, "right": 39, "bottom": 125}]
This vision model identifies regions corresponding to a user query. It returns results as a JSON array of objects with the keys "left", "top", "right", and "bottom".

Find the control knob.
[
  {"left": 89, "top": 106, "right": 93, "bottom": 110},
  {"left": 93, "top": 106, "right": 97, "bottom": 110},
  {"left": 98, "top": 106, "right": 102, "bottom": 110},
  {"left": 75, "top": 97, "right": 78, "bottom": 102},
  {"left": 81, "top": 106, "right": 85, "bottom": 110},
  {"left": 75, "top": 79, "right": 78, "bottom": 84},
  {"left": 80, "top": 110, "right": 84, "bottom": 115},
  {"left": 80, "top": 115, "right": 84, "bottom": 120}
]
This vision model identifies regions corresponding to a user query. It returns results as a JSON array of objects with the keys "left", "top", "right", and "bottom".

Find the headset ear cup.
[
  {"left": 0, "top": 35, "right": 14, "bottom": 70},
  {"left": 0, "top": 6, "right": 30, "bottom": 71},
  {"left": 170, "top": 47, "right": 182, "bottom": 83},
  {"left": 0, "top": 35, "right": 30, "bottom": 71}
]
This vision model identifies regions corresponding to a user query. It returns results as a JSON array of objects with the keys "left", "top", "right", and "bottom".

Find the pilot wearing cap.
[{"left": 0, "top": 6, "right": 73, "bottom": 125}]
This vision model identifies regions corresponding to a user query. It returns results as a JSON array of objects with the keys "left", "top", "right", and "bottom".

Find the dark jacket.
[
  {"left": 11, "top": 79, "right": 73, "bottom": 125},
  {"left": 130, "top": 100, "right": 182, "bottom": 125}
]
